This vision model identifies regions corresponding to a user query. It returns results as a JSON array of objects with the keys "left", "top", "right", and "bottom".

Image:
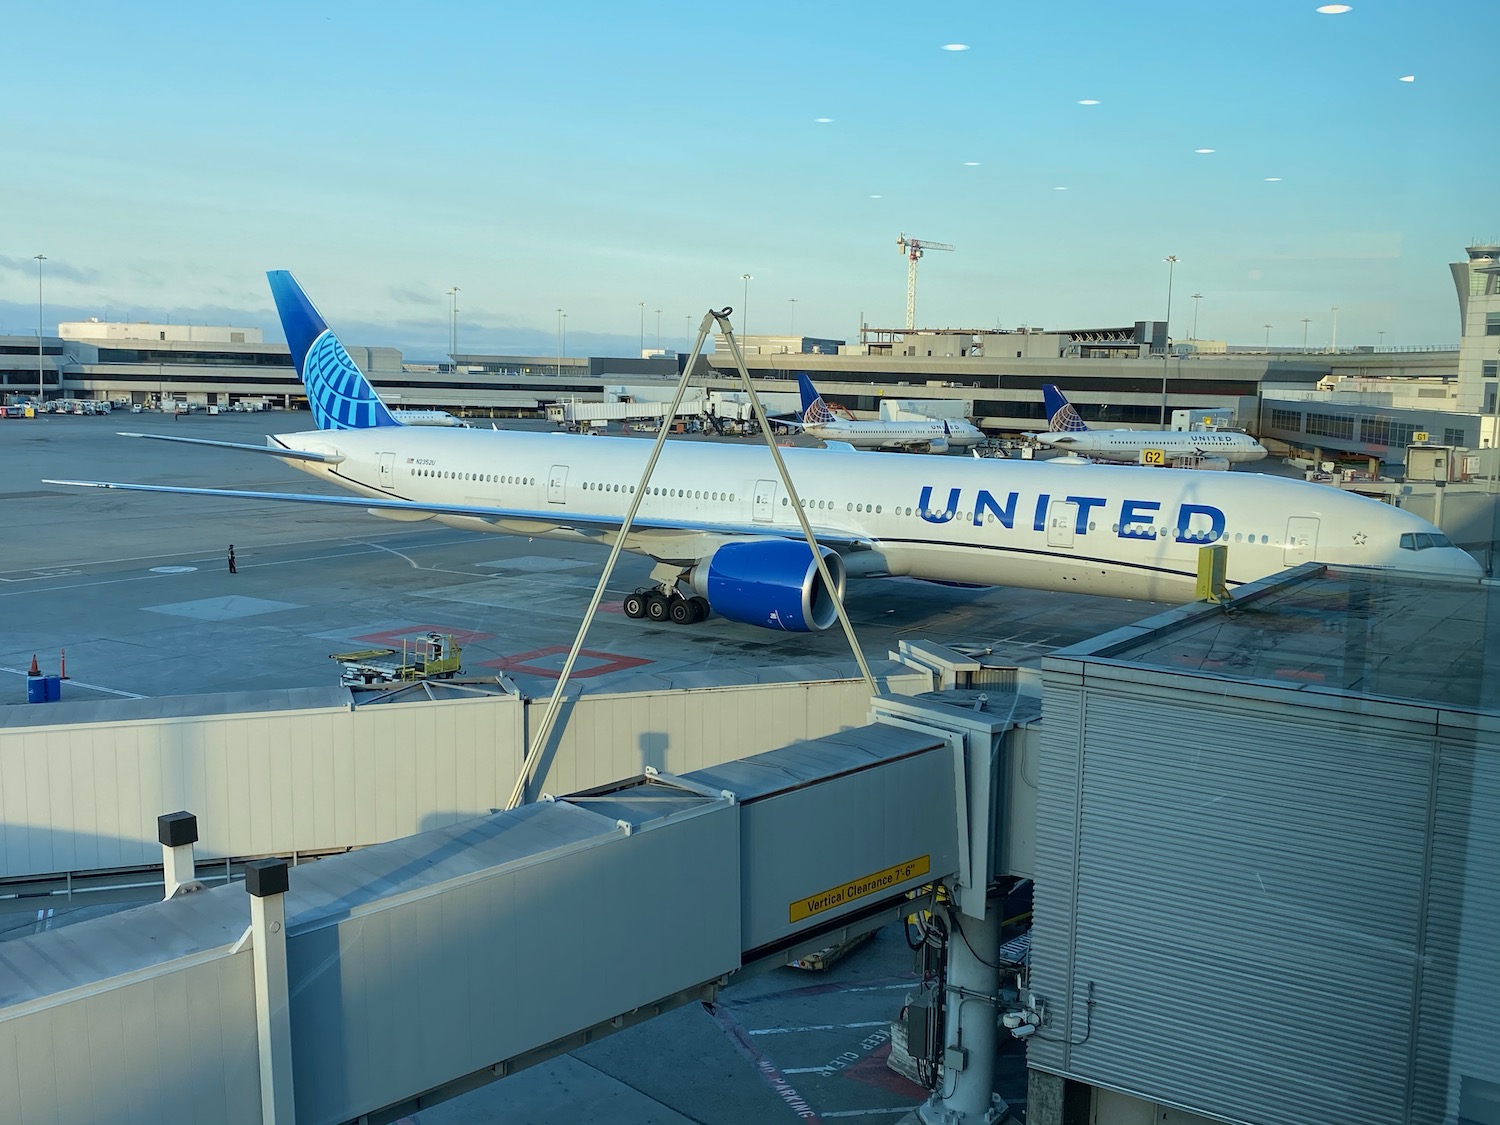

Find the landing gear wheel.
[
  {"left": 645, "top": 592, "right": 671, "bottom": 622},
  {"left": 623, "top": 591, "right": 648, "bottom": 619},
  {"left": 668, "top": 597, "right": 693, "bottom": 625},
  {"left": 688, "top": 596, "right": 711, "bottom": 623}
]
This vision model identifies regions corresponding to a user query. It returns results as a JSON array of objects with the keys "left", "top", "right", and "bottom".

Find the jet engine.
[
  {"left": 924, "top": 437, "right": 949, "bottom": 454},
  {"left": 689, "top": 540, "right": 846, "bottom": 631}
]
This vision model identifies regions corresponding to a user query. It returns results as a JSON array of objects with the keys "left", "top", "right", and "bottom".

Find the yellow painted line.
[{"left": 789, "top": 855, "right": 931, "bottom": 924}]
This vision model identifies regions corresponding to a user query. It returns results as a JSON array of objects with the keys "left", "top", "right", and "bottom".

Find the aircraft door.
[
  {"left": 1284, "top": 516, "right": 1319, "bottom": 566},
  {"left": 377, "top": 452, "right": 394, "bottom": 489},
  {"left": 1046, "top": 500, "right": 1077, "bottom": 548},
  {"left": 753, "top": 479, "right": 777, "bottom": 522},
  {"left": 547, "top": 464, "right": 569, "bottom": 504}
]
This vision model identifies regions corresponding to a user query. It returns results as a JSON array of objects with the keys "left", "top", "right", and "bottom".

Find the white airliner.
[
  {"left": 1033, "top": 385, "right": 1267, "bottom": 466},
  {"left": 785, "top": 375, "right": 985, "bottom": 454},
  {"left": 45, "top": 273, "right": 1481, "bottom": 633},
  {"left": 390, "top": 409, "right": 470, "bottom": 428}
]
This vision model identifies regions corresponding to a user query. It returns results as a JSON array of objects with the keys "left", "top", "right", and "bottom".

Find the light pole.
[
  {"left": 1377, "top": 330, "right": 1385, "bottom": 350},
  {"left": 562, "top": 312, "right": 568, "bottom": 359},
  {"left": 447, "top": 287, "right": 460, "bottom": 367},
  {"left": 789, "top": 298, "right": 798, "bottom": 336},
  {"left": 555, "top": 308, "right": 563, "bottom": 376},
  {"left": 1190, "top": 292, "right": 1203, "bottom": 341},
  {"left": 35, "top": 254, "right": 46, "bottom": 400},
  {"left": 1330, "top": 305, "right": 1339, "bottom": 353},
  {"left": 1264, "top": 324, "right": 1273, "bottom": 349},
  {"left": 1301, "top": 317, "right": 1311, "bottom": 351},
  {"left": 740, "top": 274, "right": 752, "bottom": 337},
  {"left": 684, "top": 315, "right": 692, "bottom": 350},
  {"left": 638, "top": 300, "right": 645, "bottom": 355},
  {"left": 655, "top": 309, "right": 661, "bottom": 351},
  {"left": 1159, "top": 255, "right": 1177, "bottom": 428}
]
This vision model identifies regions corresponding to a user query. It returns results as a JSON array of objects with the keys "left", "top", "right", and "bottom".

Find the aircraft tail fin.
[
  {"left": 267, "top": 271, "right": 401, "bottom": 430},
  {"left": 797, "top": 373, "right": 835, "bottom": 425},
  {"left": 1042, "top": 384, "right": 1089, "bottom": 433}
]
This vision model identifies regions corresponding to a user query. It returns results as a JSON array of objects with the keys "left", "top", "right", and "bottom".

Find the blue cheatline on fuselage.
[{"left": 267, "top": 270, "right": 400, "bottom": 431}]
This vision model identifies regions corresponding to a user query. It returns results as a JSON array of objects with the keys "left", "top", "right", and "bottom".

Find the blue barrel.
[
  {"left": 43, "top": 674, "right": 61, "bottom": 702},
  {"left": 26, "top": 677, "right": 45, "bottom": 704}
]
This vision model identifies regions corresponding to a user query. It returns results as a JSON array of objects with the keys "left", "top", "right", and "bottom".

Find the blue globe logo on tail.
[
  {"left": 1042, "top": 384, "right": 1089, "bottom": 433},
  {"left": 797, "top": 373, "right": 836, "bottom": 425},
  {"left": 267, "top": 269, "right": 400, "bottom": 431},
  {"left": 303, "top": 330, "right": 400, "bottom": 430}
]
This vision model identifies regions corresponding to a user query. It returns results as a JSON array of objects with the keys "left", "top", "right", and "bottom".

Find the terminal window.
[
  {"left": 1443, "top": 428, "right": 1465, "bottom": 446},
  {"left": 1269, "top": 408, "right": 1302, "bottom": 431},
  {"left": 1306, "top": 412, "right": 1355, "bottom": 440},
  {"left": 1487, "top": 312, "right": 1500, "bottom": 336},
  {"left": 1360, "top": 416, "right": 1418, "bottom": 448}
]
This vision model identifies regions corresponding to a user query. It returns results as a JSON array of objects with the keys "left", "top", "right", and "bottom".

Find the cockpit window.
[{"left": 1400, "top": 532, "right": 1454, "bottom": 551}]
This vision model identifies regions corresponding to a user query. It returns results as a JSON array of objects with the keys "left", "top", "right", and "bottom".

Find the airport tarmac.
[{"left": 2, "top": 411, "right": 1132, "bottom": 1124}]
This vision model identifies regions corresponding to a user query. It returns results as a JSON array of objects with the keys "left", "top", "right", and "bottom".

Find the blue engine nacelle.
[{"left": 690, "top": 539, "right": 847, "bottom": 631}]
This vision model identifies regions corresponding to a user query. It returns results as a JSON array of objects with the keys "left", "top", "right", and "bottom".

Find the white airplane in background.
[
  {"left": 1032, "top": 385, "right": 1267, "bottom": 467},
  {"left": 784, "top": 374, "right": 985, "bottom": 454},
  {"left": 390, "top": 409, "right": 471, "bottom": 428},
  {"left": 45, "top": 272, "right": 1481, "bottom": 634}
]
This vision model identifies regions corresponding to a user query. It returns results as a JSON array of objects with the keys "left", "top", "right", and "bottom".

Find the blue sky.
[{"left": 2, "top": 0, "right": 1494, "bottom": 360}]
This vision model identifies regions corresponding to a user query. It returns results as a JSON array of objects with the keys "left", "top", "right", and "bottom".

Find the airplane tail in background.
[
  {"left": 1042, "top": 385, "right": 1089, "bottom": 433},
  {"left": 797, "top": 374, "right": 835, "bottom": 425},
  {"left": 267, "top": 270, "right": 401, "bottom": 431}
]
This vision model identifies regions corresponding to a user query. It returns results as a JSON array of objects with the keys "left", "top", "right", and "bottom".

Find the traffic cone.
[{"left": 28, "top": 654, "right": 40, "bottom": 677}]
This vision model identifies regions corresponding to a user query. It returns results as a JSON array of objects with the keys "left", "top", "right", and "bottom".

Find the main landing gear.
[{"left": 622, "top": 587, "right": 711, "bottom": 625}]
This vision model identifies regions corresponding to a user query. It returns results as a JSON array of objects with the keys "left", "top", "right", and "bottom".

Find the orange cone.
[{"left": 28, "top": 654, "right": 40, "bottom": 676}]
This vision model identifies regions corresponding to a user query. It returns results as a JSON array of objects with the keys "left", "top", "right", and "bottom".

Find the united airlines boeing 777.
[
  {"left": 1033, "top": 385, "right": 1268, "bottom": 466},
  {"left": 45, "top": 273, "right": 1481, "bottom": 633}
]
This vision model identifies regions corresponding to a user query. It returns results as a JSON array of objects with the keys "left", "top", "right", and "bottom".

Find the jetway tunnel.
[{"left": 0, "top": 691, "right": 1036, "bottom": 1125}]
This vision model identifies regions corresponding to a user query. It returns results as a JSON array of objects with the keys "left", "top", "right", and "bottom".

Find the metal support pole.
[
  {"left": 158, "top": 810, "right": 199, "bottom": 899},
  {"left": 246, "top": 858, "right": 295, "bottom": 1125},
  {"left": 35, "top": 254, "right": 46, "bottom": 400},
  {"left": 505, "top": 307, "right": 877, "bottom": 811},
  {"left": 922, "top": 900, "right": 1003, "bottom": 1125}
]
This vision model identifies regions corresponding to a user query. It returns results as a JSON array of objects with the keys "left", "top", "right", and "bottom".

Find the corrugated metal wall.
[
  {"left": 0, "top": 951, "right": 260, "bottom": 1125},
  {"left": 0, "top": 676, "right": 910, "bottom": 881},
  {"left": 1031, "top": 660, "right": 1498, "bottom": 1125}
]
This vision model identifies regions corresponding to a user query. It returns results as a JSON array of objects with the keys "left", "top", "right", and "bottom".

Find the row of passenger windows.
[
  {"left": 409, "top": 471, "right": 1280, "bottom": 544},
  {"left": 412, "top": 468, "right": 535, "bottom": 485}
]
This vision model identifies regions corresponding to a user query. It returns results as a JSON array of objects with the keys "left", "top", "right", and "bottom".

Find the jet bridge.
[{"left": 0, "top": 696, "right": 1037, "bottom": 1125}]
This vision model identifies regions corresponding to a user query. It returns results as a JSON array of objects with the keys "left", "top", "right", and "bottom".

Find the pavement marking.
[
  {"left": 0, "top": 667, "right": 145, "bottom": 698},
  {"left": 144, "top": 595, "right": 304, "bottom": 621},
  {"left": 748, "top": 1021, "right": 889, "bottom": 1036}
]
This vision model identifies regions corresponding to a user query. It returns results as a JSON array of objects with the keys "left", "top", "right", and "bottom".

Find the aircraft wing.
[
  {"left": 43, "top": 479, "right": 876, "bottom": 559},
  {"left": 114, "top": 432, "right": 345, "bottom": 463}
]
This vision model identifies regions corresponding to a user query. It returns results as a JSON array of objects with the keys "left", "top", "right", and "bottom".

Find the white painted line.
[
  {"left": 822, "top": 1109, "right": 911, "bottom": 1118},
  {"left": 748, "top": 1021, "right": 888, "bottom": 1035},
  {"left": 0, "top": 667, "right": 145, "bottom": 699}
]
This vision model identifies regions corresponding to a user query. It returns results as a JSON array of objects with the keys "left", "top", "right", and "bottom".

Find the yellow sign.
[
  {"left": 1413, "top": 431, "right": 1430, "bottom": 443},
  {"left": 1142, "top": 448, "right": 1166, "bottom": 466},
  {"left": 789, "top": 855, "right": 931, "bottom": 923}
]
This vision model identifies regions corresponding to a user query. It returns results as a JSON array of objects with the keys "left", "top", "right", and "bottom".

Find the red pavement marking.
[
  {"left": 476, "top": 644, "right": 651, "bottom": 680},
  {"left": 353, "top": 625, "right": 494, "bottom": 646},
  {"left": 841, "top": 1042, "right": 926, "bottom": 1098}
]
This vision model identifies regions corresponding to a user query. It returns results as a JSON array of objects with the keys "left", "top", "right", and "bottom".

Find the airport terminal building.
[{"left": 3, "top": 243, "right": 1498, "bottom": 472}]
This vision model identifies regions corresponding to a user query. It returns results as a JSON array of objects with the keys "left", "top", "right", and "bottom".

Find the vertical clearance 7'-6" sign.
[{"left": 788, "top": 856, "right": 931, "bottom": 924}]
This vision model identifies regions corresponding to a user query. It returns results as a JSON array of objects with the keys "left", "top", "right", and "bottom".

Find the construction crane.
[{"left": 896, "top": 233, "right": 955, "bottom": 331}]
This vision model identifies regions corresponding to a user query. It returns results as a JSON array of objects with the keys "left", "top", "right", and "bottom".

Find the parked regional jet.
[
  {"left": 785, "top": 374, "right": 985, "bottom": 453},
  {"left": 390, "top": 409, "right": 471, "bottom": 428},
  {"left": 1032, "top": 385, "right": 1267, "bottom": 466},
  {"left": 45, "top": 272, "right": 1480, "bottom": 634}
]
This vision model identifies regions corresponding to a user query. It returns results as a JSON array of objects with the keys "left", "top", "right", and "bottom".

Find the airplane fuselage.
[
  {"left": 276, "top": 426, "right": 1475, "bottom": 601},
  {"left": 802, "top": 418, "right": 984, "bottom": 453},
  {"left": 1035, "top": 428, "right": 1267, "bottom": 464}
]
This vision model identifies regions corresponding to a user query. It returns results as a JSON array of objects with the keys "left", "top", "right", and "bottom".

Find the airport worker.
[{"left": 228, "top": 544, "right": 237, "bottom": 574}]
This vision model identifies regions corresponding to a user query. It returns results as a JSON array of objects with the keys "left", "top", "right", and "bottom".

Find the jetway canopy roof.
[
  {"left": 684, "top": 725, "right": 950, "bottom": 801},
  {"left": 1053, "top": 565, "right": 1496, "bottom": 713}
]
